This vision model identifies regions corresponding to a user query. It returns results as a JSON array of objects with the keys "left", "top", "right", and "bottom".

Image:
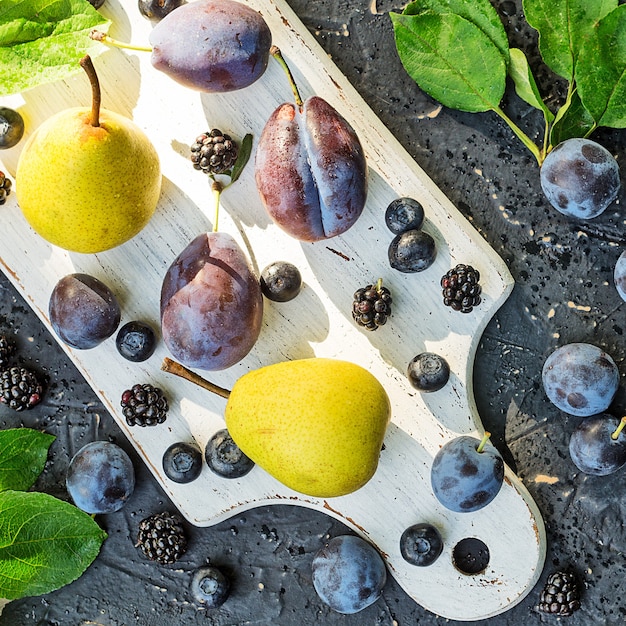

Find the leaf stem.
[
  {"left": 161, "top": 357, "right": 231, "bottom": 399},
  {"left": 89, "top": 30, "right": 152, "bottom": 53},
  {"left": 79, "top": 55, "right": 101, "bottom": 128},
  {"left": 611, "top": 416, "right": 626, "bottom": 441},
  {"left": 271, "top": 45, "right": 303, "bottom": 107},
  {"left": 476, "top": 431, "right": 491, "bottom": 454},
  {"left": 211, "top": 180, "right": 223, "bottom": 233},
  {"left": 493, "top": 106, "right": 542, "bottom": 165}
]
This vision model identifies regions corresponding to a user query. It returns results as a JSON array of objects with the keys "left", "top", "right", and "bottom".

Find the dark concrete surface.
[{"left": 2, "top": 0, "right": 626, "bottom": 624}]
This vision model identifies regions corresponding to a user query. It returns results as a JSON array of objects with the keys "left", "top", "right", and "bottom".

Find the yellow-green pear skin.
[
  {"left": 225, "top": 358, "right": 391, "bottom": 498},
  {"left": 15, "top": 108, "right": 161, "bottom": 253}
]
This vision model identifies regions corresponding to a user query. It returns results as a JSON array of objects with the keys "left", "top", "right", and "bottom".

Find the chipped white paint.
[{"left": 0, "top": 0, "right": 545, "bottom": 620}]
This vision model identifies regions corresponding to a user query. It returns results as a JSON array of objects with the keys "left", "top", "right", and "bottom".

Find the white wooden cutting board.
[{"left": 0, "top": 0, "right": 545, "bottom": 620}]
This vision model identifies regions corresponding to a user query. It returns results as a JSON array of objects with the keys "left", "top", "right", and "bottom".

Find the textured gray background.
[{"left": 1, "top": 0, "right": 626, "bottom": 624}]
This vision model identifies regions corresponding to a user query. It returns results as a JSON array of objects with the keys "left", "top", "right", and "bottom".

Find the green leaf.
[
  {"left": 402, "top": 0, "right": 510, "bottom": 64},
  {"left": 229, "top": 133, "right": 253, "bottom": 185},
  {"left": 577, "top": 4, "right": 626, "bottom": 128},
  {"left": 0, "top": 490, "right": 106, "bottom": 599},
  {"left": 522, "top": 0, "right": 617, "bottom": 80},
  {"left": 549, "top": 88, "right": 596, "bottom": 145},
  {"left": 508, "top": 48, "right": 554, "bottom": 121},
  {"left": 0, "top": 0, "right": 111, "bottom": 96},
  {"left": 391, "top": 10, "right": 507, "bottom": 112},
  {"left": 0, "top": 429, "right": 55, "bottom": 493}
]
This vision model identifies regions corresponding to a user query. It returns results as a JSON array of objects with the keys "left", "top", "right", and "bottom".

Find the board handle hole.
[{"left": 452, "top": 537, "right": 490, "bottom": 575}]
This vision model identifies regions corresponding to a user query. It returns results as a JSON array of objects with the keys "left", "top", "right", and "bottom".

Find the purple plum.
[
  {"left": 255, "top": 96, "right": 367, "bottom": 241},
  {"left": 160, "top": 232, "right": 263, "bottom": 370},
  {"left": 149, "top": 0, "right": 272, "bottom": 93}
]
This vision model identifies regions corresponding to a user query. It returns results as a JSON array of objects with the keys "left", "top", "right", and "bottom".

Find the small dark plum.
[
  {"left": 431, "top": 433, "right": 504, "bottom": 513},
  {"left": 162, "top": 442, "right": 203, "bottom": 483},
  {"left": 116, "top": 321, "right": 157, "bottom": 362},
  {"left": 542, "top": 343, "right": 619, "bottom": 417},
  {"left": 569, "top": 414, "right": 626, "bottom": 476},
  {"left": 614, "top": 250, "right": 626, "bottom": 302},
  {"left": 407, "top": 353, "right": 450, "bottom": 392},
  {"left": 260, "top": 261, "right": 302, "bottom": 302},
  {"left": 312, "top": 535, "right": 387, "bottom": 614},
  {"left": 66, "top": 441, "right": 135, "bottom": 514},
  {"left": 205, "top": 428, "right": 254, "bottom": 478},
  {"left": 49, "top": 273, "right": 121, "bottom": 350},
  {"left": 190, "top": 566, "right": 230, "bottom": 608},
  {"left": 0, "top": 107, "right": 25, "bottom": 149},
  {"left": 388, "top": 229, "right": 436, "bottom": 273},
  {"left": 400, "top": 523, "right": 443, "bottom": 566},
  {"left": 138, "top": 0, "right": 185, "bottom": 20},
  {"left": 385, "top": 197, "right": 425, "bottom": 234},
  {"left": 540, "top": 138, "right": 620, "bottom": 219}
]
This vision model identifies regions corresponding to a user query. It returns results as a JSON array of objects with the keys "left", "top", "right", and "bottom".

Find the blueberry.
[
  {"left": 568, "top": 414, "right": 626, "bottom": 476},
  {"left": 614, "top": 250, "right": 626, "bottom": 302},
  {"left": 430, "top": 435, "right": 504, "bottom": 513},
  {"left": 66, "top": 441, "right": 135, "bottom": 514},
  {"left": 407, "top": 352, "right": 450, "bottom": 392},
  {"left": 399, "top": 523, "right": 443, "bottom": 566},
  {"left": 190, "top": 566, "right": 230, "bottom": 608},
  {"left": 542, "top": 343, "right": 619, "bottom": 417},
  {"left": 540, "top": 138, "right": 621, "bottom": 219},
  {"left": 162, "top": 441, "right": 202, "bottom": 483},
  {"left": 388, "top": 229, "right": 436, "bottom": 273},
  {"left": 260, "top": 261, "right": 302, "bottom": 302},
  {"left": 312, "top": 535, "right": 387, "bottom": 614},
  {"left": 0, "top": 107, "right": 25, "bottom": 150},
  {"left": 385, "top": 197, "right": 425, "bottom": 234},
  {"left": 205, "top": 428, "right": 254, "bottom": 478},
  {"left": 116, "top": 321, "right": 157, "bottom": 362},
  {"left": 138, "top": 0, "right": 185, "bottom": 20}
]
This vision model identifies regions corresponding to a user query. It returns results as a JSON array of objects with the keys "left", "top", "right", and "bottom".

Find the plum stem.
[
  {"left": 89, "top": 30, "right": 152, "bottom": 53},
  {"left": 611, "top": 416, "right": 626, "bottom": 441},
  {"left": 79, "top": 55, "right": 101, "bottom": 128},
  {"left": 375, "top": 278, "right": 383, "bottom": 292},
  {"left": 161, "top": 357, "right": 231, "bottom": 399},
  {"left": 270, "top": 46, "right": 303, "bottom": 107},
  {"left": 211, "top": 180, "right": 223, "bottom": 233},
  {"left": 476, "top": 431, "right": 491, "bottom": 453}
]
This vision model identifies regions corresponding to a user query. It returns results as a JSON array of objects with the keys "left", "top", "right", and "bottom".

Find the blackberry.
[
  {"left": 121, "top": 383, "right": 168, "bottom": 427},
  {"left": 0, "top": 171, "right": 12, "bottom": 205},
  {"left": 135, "top": 511, "right": 187, "bottom": 564},
  {"left": 536, "top": 570, "right": 581, "bottom": 616},
  {"left": 0, "top": 335, "right": 14, "bottom": 368},
  {"left": 441, "top": 264, "right": 482, "bottom": 313},
  {"left": 0, "top": 366, "right": 43, "bottom": 411},
  {"left": 352, "top": 279, "right": 392, "bottom": 331},
  {"left": 190, "top": 129, "right": 238, "bottom": 175}
]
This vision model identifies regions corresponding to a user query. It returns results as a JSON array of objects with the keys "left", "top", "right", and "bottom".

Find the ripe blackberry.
[
  {"left": 441, "top": 264, "right": 482, "bottom": 313},
  {"left": 0, "top": 171, "right": 12, "bottom": 205},
  {"left": 352, "top": 279, "right": 392, "bottom": 331},
  {"left": 536, "top": 570, "right": 581, "bottom": 616},
  {"left": 135, "top": 511, "right": 187, "bottom": 564},
  {"left": 0, "top": 335, "right": 14, "bottom": 368},
  {"left": 0, "top": 366, "right": 43, "bottom": 411},
  {"left": 120, "top": 383, "right": 168, "bottom": 427},
  {"left": 190, "top": 129, "right": 238, "bottom": 175}
]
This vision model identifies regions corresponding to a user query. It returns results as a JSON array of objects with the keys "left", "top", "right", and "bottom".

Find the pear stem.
[
  {"left": 211, "top": 180, "right": 223, "bottom": 233},
  {"left": 89, "top": 29, "right": 153, "bottom": 53},
  {"left": 161, "top": 357, "right": 231, "bottom": 399},
  {"left": 476, "top": 431, "right": 491, "bottom": 454},
  {"left": 271, "top": 45, "right": 303, "bottom": 107},
  {"left": 611, "top": 416, "right": 626, "bottom": 441},
  {"left": 79, "top": 55, "right": 101, "bottom": 128}
]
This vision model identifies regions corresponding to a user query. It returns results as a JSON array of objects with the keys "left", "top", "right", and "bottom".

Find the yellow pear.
[
  {"left": 15, "top": 56, "right": 161, "bottom": 254},
  {"left": 224, "top": 358, "right": 391, "bottom": 497}
]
